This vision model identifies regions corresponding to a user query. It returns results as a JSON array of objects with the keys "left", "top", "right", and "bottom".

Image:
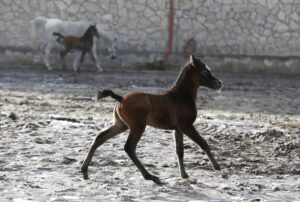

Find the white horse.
[{"left": 31, "top": 16, "right": 117, "bottom": 71}]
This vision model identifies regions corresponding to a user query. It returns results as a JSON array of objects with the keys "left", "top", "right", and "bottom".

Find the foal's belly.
[{"left": 146, "top": 111, "right": 176, "bottom": 130}]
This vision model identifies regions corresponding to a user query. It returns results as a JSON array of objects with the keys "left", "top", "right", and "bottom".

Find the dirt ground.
[{"left": 0, "top": 66, "right": 299, "bottom": 202}]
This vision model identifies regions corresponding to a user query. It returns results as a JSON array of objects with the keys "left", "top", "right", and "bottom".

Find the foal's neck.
[
  {"left": 81, "top": 28, "right": 94, "bottom": 42},
  {"left": 169, "top": 65, "right": 198, "bottom": 101}
]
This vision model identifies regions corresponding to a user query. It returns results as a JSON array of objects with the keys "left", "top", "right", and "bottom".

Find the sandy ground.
[{"left": 0, "top": 66, "right": 300, "bottom": 202}]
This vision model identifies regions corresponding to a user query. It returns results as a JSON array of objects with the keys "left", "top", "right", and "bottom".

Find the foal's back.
[{"left": 116, "top": 91, "right": 184, "bottom": 130}]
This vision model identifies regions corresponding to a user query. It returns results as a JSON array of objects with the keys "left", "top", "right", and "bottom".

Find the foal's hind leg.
[
  {"left": 60, "top": 49, "right": 70, "bottom": 69},
  {"left": 173, "top": 130, "right": 189, "bottom": 178},
  {"left": 179, "top": 124, "right": 221, "bottom": 171},
  {"left": 81, "top": 110, "right": 128, "bottom": 179},
  {"left": 124, "top": 126, "right": 162, "bottom": 184}
]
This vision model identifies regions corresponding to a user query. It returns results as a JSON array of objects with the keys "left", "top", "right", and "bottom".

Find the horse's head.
[
  {"left": 107, "top": 38, "right": 117, "bottom": 60},
  {"left": 89, "top": 24, "right": 99, "bottom": 38},
  {"left": 190, "top": 55, "right": 222, "bottom": 90}
]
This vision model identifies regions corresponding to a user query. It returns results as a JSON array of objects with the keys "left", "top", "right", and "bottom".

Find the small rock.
[
  {"left": 250, "top": 199, "right": 261, "bottom": 202},
  {"left": 222, "top": 173, "right": 229, "bottom": 180},
  {"left": 272, "top": 185, "right": 280, "bottom": 191},
  {"left": 183, "top": 145, "right": 192, "bottom": 149},
  {"left": 62, "top": 157, "right": 77, "bottom": 164},
  {"left": 222, "top": 185, "right": 231, "bottom": 190},
  {"left": 185, "top": 177, "right": 197, "bottom": 184},
  {"left": 24, "top": 122, "right": 39, "bottom": 129},
  {"left": 19, "top": 99, "right": 29, "bottom": 105},
  {"left": 162, "top": 164, "right": 170, "bottom": 168},
  {"left": 8, "top": 112, "right": 17, "bottom": 120},
  {"left": 33, "top": 138, "right": 55, "bottom": 144}
]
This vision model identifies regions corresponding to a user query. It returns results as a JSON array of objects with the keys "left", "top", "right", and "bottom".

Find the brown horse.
[
  {"left": 53, "top": 24, "right": 99, "bottom": 71},
  {"left": 81, "top": 55, "right": 224, "bottom": 184}
]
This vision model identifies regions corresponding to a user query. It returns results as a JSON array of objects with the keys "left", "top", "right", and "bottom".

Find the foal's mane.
[
  {"left": 170, "top": 63, "right": 192, "bottom": 92},
  {"left": 82, "top": 25, "right": 94, "bottom": 39}
]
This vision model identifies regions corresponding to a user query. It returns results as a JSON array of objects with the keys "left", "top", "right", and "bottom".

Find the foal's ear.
[{"left": 190, "top": 54, "right": 196, "bottom": 66}]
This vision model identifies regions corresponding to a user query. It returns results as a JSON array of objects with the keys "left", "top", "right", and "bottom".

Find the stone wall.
[{"left": 0, "top": 0, "right": 299, "bottom": 72}]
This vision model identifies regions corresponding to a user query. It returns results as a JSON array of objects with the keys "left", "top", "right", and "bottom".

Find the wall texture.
[{"left": 0, "top": 0, "right": 299, "bottom": 71}]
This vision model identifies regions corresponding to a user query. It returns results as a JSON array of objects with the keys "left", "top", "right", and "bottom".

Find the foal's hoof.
[
  {"left": 213, "top": 164, "right": 221, "bottom": 171},
  {"left": 81, "top": 168, "right": 89, "bottom": 180},
  {"left": 145, "top": 175, "right": 162, "bottom": 185},
  {"left": 152, "top": 176, "right": 163, "bottom": 185},
  {"left": 82, "top": 172, "right": 89, "bottom": 180}
]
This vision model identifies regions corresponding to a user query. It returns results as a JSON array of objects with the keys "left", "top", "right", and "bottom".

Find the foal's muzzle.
[{"left": 214, "top": 80, "right": 222, "bottom": 90}]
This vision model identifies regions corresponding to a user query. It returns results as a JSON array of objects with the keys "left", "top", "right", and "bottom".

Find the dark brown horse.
[
  {"left": 53, "top": 24, "right": 99, "bottom": 71},
  {"left": 81, "top": 55, "right": 225, "bottom": 184}
]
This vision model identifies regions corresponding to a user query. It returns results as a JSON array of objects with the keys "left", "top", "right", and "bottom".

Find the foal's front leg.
[{"left": 179, "top": 124, "right": 221, "bottom": 172}]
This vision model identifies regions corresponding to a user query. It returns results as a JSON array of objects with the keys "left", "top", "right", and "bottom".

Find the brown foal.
[
  {"left": 53, "top": 24, "right": 99, "bottom": 71},
  {"left": 81, "top": 55, "right": 223, "bottom": 184}
]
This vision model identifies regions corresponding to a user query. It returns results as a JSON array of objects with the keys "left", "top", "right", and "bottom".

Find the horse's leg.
[
  {"left": 124, "top": 126, "right": 162, "bottom": 184},
  {"left": 89, "top": 51, "right": 95, "bottom": 62},
  {"left": 81, "top": 110, "right": 128, "bottom": 180},
  {"left": 39, "top": 42, "right": 47, "bottom": 61},
  {"left": 76, "top": 51, "right": 86, "bottom": 72},
  {"left": 92, "top": 43, "right": 103, "bottom": 72},
  {"left": 80, "top": 51, "right": 86, "bottom": 64},
  {"left": 173, "top": 130, "right": 189, "bottom": 178},
  {"left": 179, "top": 124, "right": 221, "bottom": 171},
  {"left": 73, "top": 52, "right": 81, "bottom": 71},
  {"left": 43, "top": 42, "right": 53, "bottom": 70}
]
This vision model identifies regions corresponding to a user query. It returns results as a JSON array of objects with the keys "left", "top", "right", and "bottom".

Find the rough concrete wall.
[{"left": 0, "top": 0, "right": 299, "bottom": 71}]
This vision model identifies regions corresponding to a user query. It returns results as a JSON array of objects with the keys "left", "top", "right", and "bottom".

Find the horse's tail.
[
  {"left": 96, "top": 90, "right": 123, "bottom": 102},
  {"left": 31, "top": 16, "right": 47, "bottom": 55}
]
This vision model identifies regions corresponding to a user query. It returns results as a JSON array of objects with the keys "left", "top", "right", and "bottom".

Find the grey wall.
[{"left": 0, "top": 0, "right": 299, "bottom": 72}]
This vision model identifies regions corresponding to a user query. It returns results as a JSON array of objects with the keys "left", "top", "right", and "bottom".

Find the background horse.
[
  {"left": 31, "top": 16, "right": 117, "bottom": 71},
  {"left": 53, "top": 24, "right": 100, "bottom": 72},
  {"left": 81, "top": 55, "right": 226, "bottom": 184}
]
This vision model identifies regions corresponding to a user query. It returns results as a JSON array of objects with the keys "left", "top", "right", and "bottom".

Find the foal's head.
[
  {"left": 190, "top": 55, "right": 222, "bottom": 90},
  {"left": 87, "top": 24, "right": 99, "bottom": 38}
]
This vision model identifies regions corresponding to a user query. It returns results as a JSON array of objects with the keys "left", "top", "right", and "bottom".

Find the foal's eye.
[{"left": 201, "top": 69, "right": 209, "bottom": 76}]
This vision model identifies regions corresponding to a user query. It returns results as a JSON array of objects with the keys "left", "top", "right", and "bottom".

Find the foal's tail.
[
  {"left": 53, "top": 32, "right": 64, "bottom": 38},
  {"left": 97, "top": 90, "right": 123, "bottom": 102},
  {"left": 53, "top": 32, "right": 64, "bottom": 44}
]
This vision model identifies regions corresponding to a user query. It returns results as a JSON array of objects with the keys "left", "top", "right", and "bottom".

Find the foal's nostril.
[{"left": 219, "top": 81, "right": 222, "bottom": 86}]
